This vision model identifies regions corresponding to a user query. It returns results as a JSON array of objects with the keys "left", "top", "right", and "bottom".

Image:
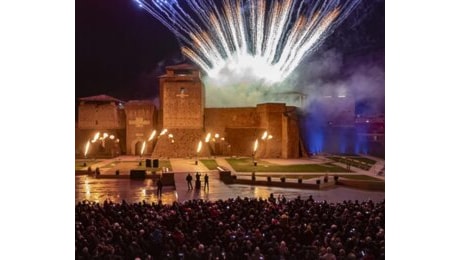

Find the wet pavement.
[{"left": 75, "top": 156, "right": 385, "bottom": 204}]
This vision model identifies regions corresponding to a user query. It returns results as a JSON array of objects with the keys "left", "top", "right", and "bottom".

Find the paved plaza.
[{"left": 75, "top": 156, "right": 385, "bottom": 204}]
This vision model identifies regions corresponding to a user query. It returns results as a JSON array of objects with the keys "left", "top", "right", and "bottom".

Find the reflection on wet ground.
[{"left": 76, "top": 171, "right": 385, "bottom": 204}]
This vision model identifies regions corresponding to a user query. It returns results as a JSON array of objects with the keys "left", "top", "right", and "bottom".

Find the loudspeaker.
[
  {"left": 153, "top": 159, "right": 159, "bottom": 168},
  {"left": 146, "top": 159, "right": 152, "bottom": 168},
  {"left": 130, "top": 170, "right": 146, "bottom": 179}
]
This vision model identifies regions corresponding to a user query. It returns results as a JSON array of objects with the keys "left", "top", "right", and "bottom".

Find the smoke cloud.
[
  {"left": 203, "top": 73, "right": 301, "bottom": 108},
  {"left": 203, "top": 47, "right": 384, "bottom": 117},
  {"left": 295, "top": 48, "right": 385, "bottom": 115}
]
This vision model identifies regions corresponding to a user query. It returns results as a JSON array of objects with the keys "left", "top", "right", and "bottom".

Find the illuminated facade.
[{"left": 76, "top": 64, "right": 306, "bottom": 159}]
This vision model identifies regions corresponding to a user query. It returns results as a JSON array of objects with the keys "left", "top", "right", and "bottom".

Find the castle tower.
[
  {"left": 159, "top": 63, "right": 204, "bottom": 129},
  {"left": 154, "top": 64, "right": 209, "bottom": 158},
  {"left": 76, "top": 95, "right": 126, "bottom": 157}
]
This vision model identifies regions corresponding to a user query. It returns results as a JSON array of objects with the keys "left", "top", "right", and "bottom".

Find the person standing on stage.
[
  {"left": 195, "top": 172, "right": 201, "bottom": 189},
  {"left": 186, "top": 173, "right": 193, "bottom": 190},
  {"left": 156, "top": 178, "right": 163, "bottom": 197},
  {"left": 204, "top": 173, "right": 209, "bottom": 191}
]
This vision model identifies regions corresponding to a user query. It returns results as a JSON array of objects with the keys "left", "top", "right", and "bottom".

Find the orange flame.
[
  {"left": 92, "top": 132, "right": 100, "bottom": 142},
  {"left": 261, "top": 131, "right": 268, "bottom": 140},
  {"left": 197, "top": 140, "right": 203, "bottom": 153},
  {"left": 148, "top": 130, "right": 157, "bottom": 141},
  {"left": 84, "top": 141, "right": 90, "bottom": 157},
  {"left": 141, "top": 141, "right": 146, "bottom": 156}
]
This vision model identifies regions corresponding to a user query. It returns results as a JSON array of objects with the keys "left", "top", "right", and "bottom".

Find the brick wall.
[
  {"left": 78, "top": 102, "right": 125, "bottom": 129},
  {"left": 125, "top": 101, "right": 156, "bottom": 155}
]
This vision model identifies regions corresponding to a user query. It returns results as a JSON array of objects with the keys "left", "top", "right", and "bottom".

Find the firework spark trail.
[{"left": 136, "top": 0, "right": 359, "bottom": 84}]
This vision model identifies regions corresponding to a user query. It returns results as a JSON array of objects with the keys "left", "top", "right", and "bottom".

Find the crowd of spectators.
[{"left": 76, "top": 196, "right": 384, "bottom": 259}]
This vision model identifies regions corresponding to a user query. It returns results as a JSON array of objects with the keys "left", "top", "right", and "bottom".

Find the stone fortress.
[{"left": 76, "top": 64, "right": 306, "bottom": 159}]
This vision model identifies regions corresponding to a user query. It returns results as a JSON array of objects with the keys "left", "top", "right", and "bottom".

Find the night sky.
[
  {"left": 76, "top": 0, "right": 181, "bottom": 101},
  {"left": 76, "top": 0, "right": 385, "bottom": 112}
]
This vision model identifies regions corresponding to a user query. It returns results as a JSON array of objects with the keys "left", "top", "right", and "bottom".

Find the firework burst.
[{"left": 136, "top": 0, "right": 359, "bottom": 84}]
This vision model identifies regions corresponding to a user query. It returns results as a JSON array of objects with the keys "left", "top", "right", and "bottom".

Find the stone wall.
[
  {"left": 225, "top": 127, "right": 265, "bottom": 157},
  {"left": 203, "top": 104, "right": 303, "bottom": 158},
  {"left": 205, "top": 107, "right": 260, "bottom": 157},
  {"left": 204, "top": 107, "right": 259, "bottom": 133},
  {"left": 151, "top": 129, "right": 211, "bottom": 158}
]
